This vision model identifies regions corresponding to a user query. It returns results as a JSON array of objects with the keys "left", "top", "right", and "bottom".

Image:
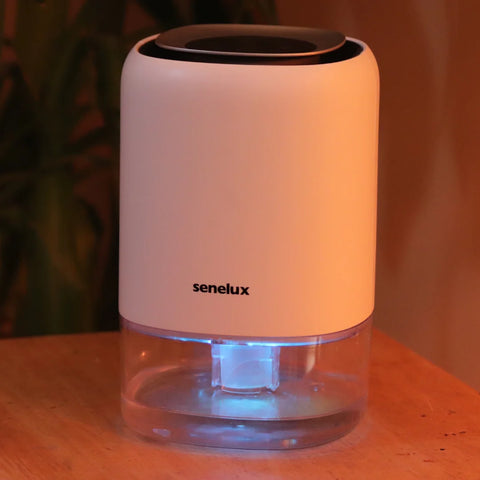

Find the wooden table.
[{"left": 0, "top": 330, "right": 478, "bottom": 479}]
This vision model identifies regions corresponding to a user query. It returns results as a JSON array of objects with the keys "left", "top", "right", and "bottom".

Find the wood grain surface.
[{"left": 0, "top": 329, "right": 479, "bottom": 479}]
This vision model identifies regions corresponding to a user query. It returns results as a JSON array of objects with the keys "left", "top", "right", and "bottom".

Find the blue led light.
[
  {"left": 211, "top": 343, "right": 280, "bottom": 393},
  {"left": 124, "top": 318, "right": 364, "bottom": 347}
]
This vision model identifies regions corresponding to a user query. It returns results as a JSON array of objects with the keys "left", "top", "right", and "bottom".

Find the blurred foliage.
[{"left": 0, "top": 0, "right": 277, "bottom": 336}]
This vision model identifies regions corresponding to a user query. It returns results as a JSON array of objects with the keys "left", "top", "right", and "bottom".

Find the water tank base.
[{"left": 121, "top": 317, "right": 371, "bottom": 450}]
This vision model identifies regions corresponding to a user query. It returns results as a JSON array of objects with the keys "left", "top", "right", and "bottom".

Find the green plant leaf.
[
  {"left": 16, "top": 171, "right": 98, "bottom": 335},
  {"left": 13, "top": 0, "right": 69, "bottom": 94}
]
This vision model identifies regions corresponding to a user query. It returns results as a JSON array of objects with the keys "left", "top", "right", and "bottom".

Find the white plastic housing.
[{"left": 119, "top": 35, "right": 379, "bottom": 338}]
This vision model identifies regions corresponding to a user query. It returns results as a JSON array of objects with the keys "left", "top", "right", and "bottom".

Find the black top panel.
[
  {"left": 185, "top": 35, "right": 318, "bottom": 55},
  {"left": 139, "top": 24, "right": 363, "bottom": 65}
]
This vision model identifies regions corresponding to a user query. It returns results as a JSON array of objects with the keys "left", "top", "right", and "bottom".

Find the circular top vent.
[{"left": 155, "top": 24, "right": 345, "bottom": 59}]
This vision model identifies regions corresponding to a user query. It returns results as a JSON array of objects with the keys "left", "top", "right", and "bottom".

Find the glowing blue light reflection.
[
  {"left": 123, "top": 317, "right": 366, "bottom": 347},
  {"left": 211, "top": 343, "right": 280, "bottom": 393}
]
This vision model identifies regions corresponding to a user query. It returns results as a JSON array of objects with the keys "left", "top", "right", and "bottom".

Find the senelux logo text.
[{"left": 193, "top": 283, "right": 250, "bottom": 295}]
